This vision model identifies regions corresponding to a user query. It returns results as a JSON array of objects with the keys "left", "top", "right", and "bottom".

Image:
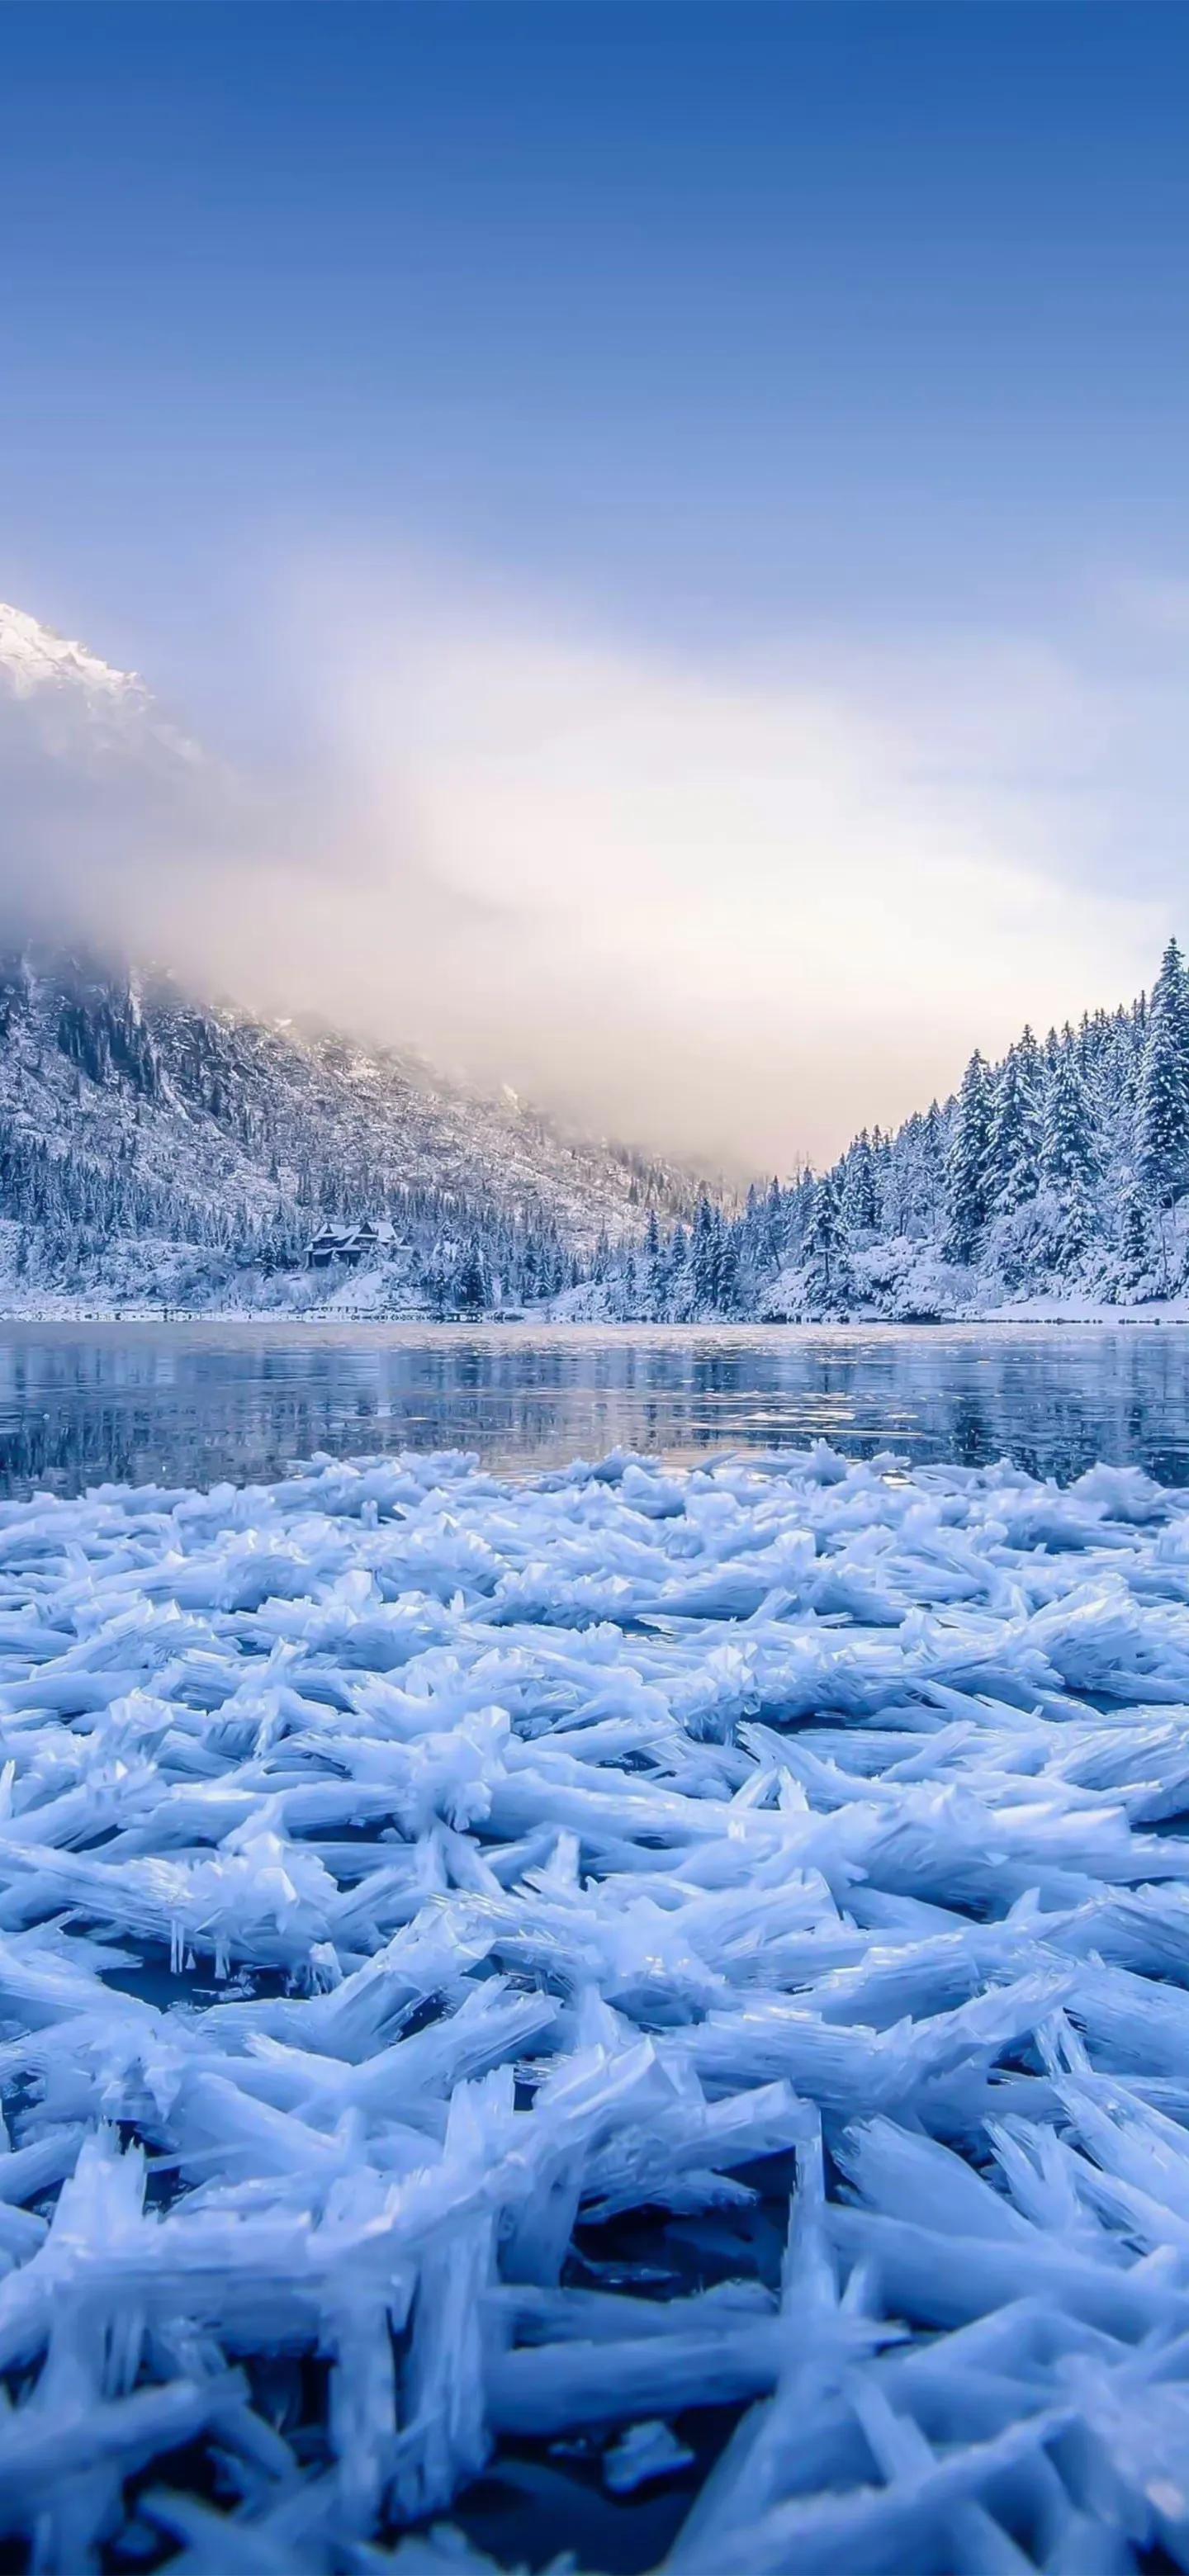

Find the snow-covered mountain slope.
[
  {"left": 0, "top": 599, "right": 142, "bottom": 704},
  {"left": 0, "top": 599, "right": 697, "bottom": 1308},
  {"left": 0, "top": 946, "right": 690, "bottom": 1307},
  {"left": 0, "top": 599, "right": 201, "bottom": 770}
]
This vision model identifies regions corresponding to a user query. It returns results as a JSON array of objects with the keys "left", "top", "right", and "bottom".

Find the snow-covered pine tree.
[
  {"left": 841, "top": 1130, "right": 879, "bottom": 1234},
  {"left": 453, "top": 1239, "right": 490, "bottom": 1314},
  {"left": 716, "top": 1220, "right": 741, "bottom": 1314},
  {"left": 1137, "top": 936, "right": 1189, "bottom": 1208},
  {"left": 986, "top": 1039, "right": 1040, "bottom": 1213},
  {"left": 1116, "top": 1186, "right": 1153, "bottom": 1298},
  {"left": 689, "top": 1195, "right": 719, "bottom": 1313},
  {"left": 801, "top": 1169, "right": 851, "bottom": 1310},
  {"left": 1039, "top": 1044, "right": 1096, "bottom": 1196},
  {"left": 1037, "top": 1042, "right": 1097, "bottom": 1273},
  {"left": 883, "top": 1101, "right": 945, "bottom": 1242},
  {"left": 760, "top": 1178, "right": 785, "bottom": 1262},
  {"left": 665, "top": 1221, "right": 689, "bottom": 1317},
  {"left": 945, "top": 1051, "right": 992, "bottom": 1261},
  {"left": 636, "top": 1206, "right": 662, "bottom": 1316}
]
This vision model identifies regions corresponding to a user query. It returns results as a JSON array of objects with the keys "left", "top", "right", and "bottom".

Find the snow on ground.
[{"left": 3, "top": 1442, "right": 1189, "bottom": 2568}]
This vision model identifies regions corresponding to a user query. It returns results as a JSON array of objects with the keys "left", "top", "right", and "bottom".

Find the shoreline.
[{"left": 1, "top": 1303, "right": 1188, "bottom": 1330}]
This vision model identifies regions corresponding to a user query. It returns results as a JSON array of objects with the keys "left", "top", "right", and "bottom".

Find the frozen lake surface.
[{"left": 3, "top": 1319, "right": 1189, "bottom": 1494}]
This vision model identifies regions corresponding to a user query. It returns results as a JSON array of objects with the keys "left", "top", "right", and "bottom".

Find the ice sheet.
[{"left": 1, "top": 1442, "right": 1188, "bottom": 2568}]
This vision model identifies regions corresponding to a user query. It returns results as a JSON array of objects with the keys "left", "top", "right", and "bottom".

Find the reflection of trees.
[
  {"left": 3, "top": 1324, "right": 1189, "bottom": 1499},
  {"left": 914, "top": 1332, "right": 1189, "bottom": 1487},
  {"left": 691, "top": 1352, "right": 750, "bottom": 1395},
  {"left": 942, "top": 1398, "right": 995, "bottom": 1470}
]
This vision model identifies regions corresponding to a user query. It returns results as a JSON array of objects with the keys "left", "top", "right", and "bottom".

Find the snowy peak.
[
  {"left": 0, "top": 598, "right": 201, "bottom": 770},
  {"left": 0, "top": 601, "right": 148, "bottom": 709}
]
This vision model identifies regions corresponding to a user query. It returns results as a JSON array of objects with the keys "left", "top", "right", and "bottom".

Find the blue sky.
[{"left": 3, "top": 4, "right": 1189, "bottom": 1163}]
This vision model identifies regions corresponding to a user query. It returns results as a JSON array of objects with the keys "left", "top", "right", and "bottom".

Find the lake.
[{"left": 1, "top": 1319, "right": 1188, "bottom": 1497}]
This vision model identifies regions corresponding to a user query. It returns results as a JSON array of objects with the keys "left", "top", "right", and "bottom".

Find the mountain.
[
  {"left": 0, "top": 946, "right": 694, "bottom": 1310},
  {"left": 0, "top": 599, "right": 201, "bottom": 773},
  {"left": 0, "top": 599, "right": 149, "bottom": 717},
  {"left": 0, "top": 603, "right": 697, "bottom": 1313},
  {"left": 9, "top": 599, "right": 1177, "bottom": 1329}
]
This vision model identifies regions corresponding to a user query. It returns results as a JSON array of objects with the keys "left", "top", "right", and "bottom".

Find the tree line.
[
  {"left": 5, "top": 939, "right": 1189, "bottom": 1318},
  {"left": 571, "top": 938, "right": 1189, "bottom": 1319}
]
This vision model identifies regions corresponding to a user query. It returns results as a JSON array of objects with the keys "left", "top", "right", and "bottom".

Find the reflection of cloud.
[{"left": 2, "top": 567, "right": 1185, "bottom": 1170}]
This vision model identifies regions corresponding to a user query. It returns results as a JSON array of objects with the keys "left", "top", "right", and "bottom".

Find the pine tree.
[
  {"left": 453, "top": 1239, "right": 489, "bottom": 1314},
  {"left": 1137, "top": 936, "right": 1189, "bottom": 1207},
  {"left": 1038, "top": 1044, "right": 1097, "bottom": 1272},
  {"left": 1117, "top": 1186, "right": 1153, "bottom": 1295},
  {"left": 801, "top": 1170, "right": 851, "bottom": 1310},
  {"left": 1039, "top": 1046, "right": 1096, "bottom": 1195},
  {"left": 945, "top": 1052, "right": 992, "bottom": 1261},
  {"left": 842, "top": 1131, "right": 879, "bottom": 1234},
  {"left": 690, "top": 1195, "right": 718, "bottom": 1313},
  {"left": 637, "top": 1207, "right": 662, "bottom": 1318},
  {"left": 987, "top": 1042, "right": 1040, "bottom": 1214},
  {"left": 716, "top": 1222, "right": 741, "bottom": 1314},
  {"left": 756, "top": 1177, "right": 786, "bottom": 1267}
]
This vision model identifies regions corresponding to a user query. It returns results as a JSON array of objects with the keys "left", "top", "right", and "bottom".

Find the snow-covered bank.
[
  {"left": 4, "top": 1442, "right": 1189, "bottom": 2567},
  {"left": 0, "top": 1290, "right": 435, "bottom": 1324},
  {"left": 8, "top": 1288, "right": 1189, "bottom": 1326},
  {"left": 548, "top": 1277, "right": 1189, "bottom": 1330},
  {"left": 972, "top": 1291, "right": 1189, "bottom": 1323}
]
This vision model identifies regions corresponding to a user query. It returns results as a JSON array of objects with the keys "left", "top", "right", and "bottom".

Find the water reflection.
[{"left": 0, "top": 1322, "right": 1187, "bottom": 1498}]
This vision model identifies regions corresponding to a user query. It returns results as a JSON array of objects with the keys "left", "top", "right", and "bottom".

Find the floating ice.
[{"left": 2, "top": 1443, "right": 1189, "bottom": 2567}]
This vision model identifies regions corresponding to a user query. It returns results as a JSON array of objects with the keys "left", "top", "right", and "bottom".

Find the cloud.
[
  {"left": 1105, "top": 571, "right": 1189, "bottom": 645},
  {"left": 259, "top": 564, "right": 1172, "bottom": 1163},
  {"left": 2, "top": 566, "right": 1182, "bottom": 1172}
]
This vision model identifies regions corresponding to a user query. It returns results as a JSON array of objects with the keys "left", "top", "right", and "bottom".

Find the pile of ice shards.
[{"left": 3, "top": 1442, "right": 1189, "bottom": 2570}]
